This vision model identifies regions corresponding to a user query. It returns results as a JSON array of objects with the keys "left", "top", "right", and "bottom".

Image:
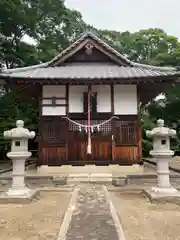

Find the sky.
[
  {"left": 23, "top": 0, "right": 180, "bottom": 44},
  {"left": 65, "top": 0, "right": 180, "bottom": 39}
]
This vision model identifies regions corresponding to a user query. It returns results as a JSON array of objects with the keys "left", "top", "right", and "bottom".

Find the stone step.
[{"left": 67, "top": 173, "right": 113, "bottom": 184}]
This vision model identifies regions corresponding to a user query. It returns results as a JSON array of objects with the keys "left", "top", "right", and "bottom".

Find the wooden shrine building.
[{"left": 0, "top": 31, "right": 180, "bottom": 166}]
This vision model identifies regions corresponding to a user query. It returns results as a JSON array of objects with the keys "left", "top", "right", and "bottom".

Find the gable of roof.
[{"left": 47, "top": 31, "right": 133, "bottom": 67}]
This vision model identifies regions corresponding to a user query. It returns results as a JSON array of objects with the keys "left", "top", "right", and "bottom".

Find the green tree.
[
  {"left": 0, "top": 0, "right": 39, "bottom": 67},
  {"left": 0, "top": 90, "right": 38, "bottom": 159},
  {"left": 0, "top": 0, "right": 87, "bottom": 67},
  {"left": 0, "top": 0, "right": 87, "bottom": 160},
  {"left": 98, "top": 28, "right": 180, "bottom": 66}
]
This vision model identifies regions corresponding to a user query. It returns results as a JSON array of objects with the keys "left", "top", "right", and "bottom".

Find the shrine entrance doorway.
[{"left": 68, "top": 119, "right": 112, "bottom": 166}]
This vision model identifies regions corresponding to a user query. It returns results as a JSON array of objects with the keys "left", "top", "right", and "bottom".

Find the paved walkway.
[{"left": 60, "top": 185, "right": 122, "bottom": 240}]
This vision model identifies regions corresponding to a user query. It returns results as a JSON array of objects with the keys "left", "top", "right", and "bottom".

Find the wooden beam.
[
  {"left": 37, "top": 85, "right": 42, "bottom": 166},
  {"left": 111, "top": 84, "right": 115, "bottom": 162},
  {"left": 111, "top": 84, "right": 114, "bottom": 115},
  {"left": 137, "top": 85, "right": 142, "bottom": 162}
]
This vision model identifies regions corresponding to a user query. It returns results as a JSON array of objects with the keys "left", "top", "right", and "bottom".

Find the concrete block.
[
  {"left": 112, "top": 177, "right": 127, "bottom": 186},
  {"left": 52, "top": 176, "right": 67, "bottom": 185}
]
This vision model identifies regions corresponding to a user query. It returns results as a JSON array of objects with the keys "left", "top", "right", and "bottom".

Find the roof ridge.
[
  {"left": 132, "top": 62, "right": 175, "bottom": 72},
  {"left": 2, "top": 62, "right": 49, "bottom": 74}
]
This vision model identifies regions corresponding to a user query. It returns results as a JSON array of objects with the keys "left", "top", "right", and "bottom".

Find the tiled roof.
[
  {"left": 0, "top": 31, "right": 179, "bottom": 81},
  {"left": 1, "top": 64, "right": 176, "bottom": 80}
]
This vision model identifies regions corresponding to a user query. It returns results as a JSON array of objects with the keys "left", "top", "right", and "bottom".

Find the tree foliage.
[
  {"left": 0, "top": 0, "right": 86, "bottom": 67},
  {"left": 1, "top": 0, "right": 180, "bottom": 158},
  {"left": 98, "top": 28, "right": 180, "bottom": 66},
  {"left": 0, "top": 0, "right": 87, "bottom": 158}
]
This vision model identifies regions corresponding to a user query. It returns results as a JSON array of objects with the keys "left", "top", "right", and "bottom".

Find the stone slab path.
[{"left": 63, "top": 185, "right": 122, "bottom": 240}]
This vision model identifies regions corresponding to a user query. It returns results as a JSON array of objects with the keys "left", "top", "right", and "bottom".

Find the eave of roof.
[{"left": 0, "top": 64, "right": 178, "bottom": 81}]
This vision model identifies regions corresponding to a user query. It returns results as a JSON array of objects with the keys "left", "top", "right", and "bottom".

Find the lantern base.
[
  {"left": 143, "top": 188, "right": 180, "bottom": 203},
  {"left": 0, "top": 188, "right": 39, "bottom": 204}
]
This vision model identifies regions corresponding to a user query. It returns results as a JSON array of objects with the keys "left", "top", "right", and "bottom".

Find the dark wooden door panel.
[
  {"left": 68, "top": 140, "right": 112, "bottom": 165},
  {"left": 39, "top": 117, "right": 68, "bottom": 165},
  {"left": 112, "top": 146, "right": 138, "bottom": 165},
  {"left": 92, "top": 141, "right": 112, "bottom": 162},
  {"left": 67, "top": 119, "right": 112, "bottom": 165},
  {"left": 41, "top": 146, "right": 67, "bottom": 166},
  {"left": 68, "top": 140, "right": 88, "bottom": 165}
]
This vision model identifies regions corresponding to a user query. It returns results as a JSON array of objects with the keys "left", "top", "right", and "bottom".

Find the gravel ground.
[
  {"left": 0, "top": 191, "right": 70, "bottom": 240},
  {"left": 110, "top": 190, "right": 180, "bottom": 240}
]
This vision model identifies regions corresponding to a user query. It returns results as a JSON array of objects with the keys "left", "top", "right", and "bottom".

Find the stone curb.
[
  {"left": 144, "top": 158, "right": 180, "bottom": 174},
  {"left": 39, "top": 186, "right": 74, "bottom": 192},
  {"left": 0, "top": 160, "right": 36, "bottom": 175},
  {"left": 57, "top": 187, "right": 79, "bottom": 240},
  {"left": 0, "top": 167, "right": 12, "bottom": 174},
  {"left": 103, "top": 186, "right": 126, "bottom": 240}
]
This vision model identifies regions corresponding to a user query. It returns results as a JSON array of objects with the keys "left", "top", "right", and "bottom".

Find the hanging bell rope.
[{"left": 87, "top": 88, "right": 91, "bottom": 154}]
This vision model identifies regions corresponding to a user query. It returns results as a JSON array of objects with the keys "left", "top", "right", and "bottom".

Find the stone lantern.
[
  {"left": 0, "top": 120, "right": 39, "bottom": 202},
  {"left": 145, "top": 119, "right": 180, "bottom": 201}
]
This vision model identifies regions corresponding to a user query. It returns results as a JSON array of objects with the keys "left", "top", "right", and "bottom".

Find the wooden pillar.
[
  {"left": 66, "top": 84, "right": 69, "bottom": 161},
  {"left": 111, "top": 84, "right": 115, "bottom": 163},
  {"left": 37, "top": 85, "right": 42, "bottom": 166},
  {"left": 137, "top": 85, "right": 142, "bottom": 163},
  {"left": 66, "top": 84, "right": 69, "bottom": 116}
]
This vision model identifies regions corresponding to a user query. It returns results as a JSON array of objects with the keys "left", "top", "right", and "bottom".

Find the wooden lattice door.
[
  {"left": 39, "top": 117, "right": 68, "bottom": 166},
  {"left": 91, "top": 120, "right": 112, "bottom": 165},
  {"left": 68, "top": 120, "right": 88, "bottom": 165},
  {"left": 68, "top": 119, "right": 112, "bottom": 165}
]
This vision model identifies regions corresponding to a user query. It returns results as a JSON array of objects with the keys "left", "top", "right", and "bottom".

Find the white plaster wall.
[
  {"left": 92, "top": 85, "right": 111, "bottom": 112},
  {"left": 42, "top": 84, "right": 137, "bottom": 115},
  {"left": 42, "top": 107, "right": 66, "bottom": 116},
  {"left": 69, "top": 86, "right": 88, "bottom": 113},
  {"left": 42, "top": 85, "right": 66, "bottom": 116},
  {"left": 114, "top": 85, "right": 137, "bottom": 115},
  {"left": 43, "top": 85, "right": 65, "bottom": 98},
  {"left": 69, "top": 85, "right": 111, "bottom": 113}
]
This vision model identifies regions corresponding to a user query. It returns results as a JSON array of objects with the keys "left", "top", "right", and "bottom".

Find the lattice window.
[
  {"left": 68, "top": 119, "right": 112, "bottom": 139},
  {"left": 114, "top": 120, "right": 137, "bottom": 145},
  {"left": 95, "top": 120, "right": 112, "bottom": 135},
  {"left": 42, "top": 118, "right": 67, "bottom": 145}
]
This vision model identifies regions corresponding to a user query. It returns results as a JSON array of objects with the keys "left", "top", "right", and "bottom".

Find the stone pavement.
[{"left": 62, "top": 185, "right": 122, "bottom": 240}]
